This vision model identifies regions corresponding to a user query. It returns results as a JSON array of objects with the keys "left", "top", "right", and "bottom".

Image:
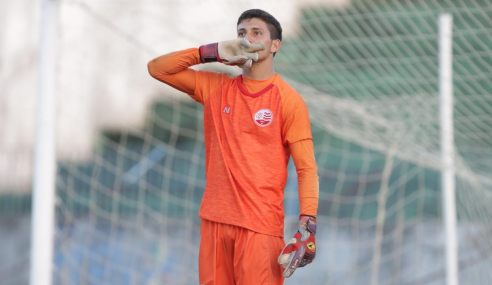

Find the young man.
[{"left": 148, "top": 9, "right": 319, "bottom": 285}]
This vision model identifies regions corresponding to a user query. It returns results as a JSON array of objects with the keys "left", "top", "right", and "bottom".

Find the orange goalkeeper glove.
[
  {"left": 199, "top": 38, "right": 265, "bottom": 69},
  {"left": 278, "top": 215, "right": 317, "bottom": 278}
]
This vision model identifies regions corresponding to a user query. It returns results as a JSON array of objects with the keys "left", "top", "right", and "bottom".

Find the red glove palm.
[{"left": 278, "top": 215, "right": 316, "bottom": 278}]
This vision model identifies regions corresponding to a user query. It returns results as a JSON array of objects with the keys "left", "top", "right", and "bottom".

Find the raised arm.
[{"left": 147, "top": 48, "right": 201, "bottom": 95}]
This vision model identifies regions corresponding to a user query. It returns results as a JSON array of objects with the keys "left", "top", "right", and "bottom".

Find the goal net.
[{"left": 1, "top": 0, "right": 492, "bottom": 285}]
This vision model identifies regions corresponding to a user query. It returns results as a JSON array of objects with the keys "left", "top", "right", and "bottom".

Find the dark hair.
[{"left": 237, "top": 9, "right": 282, "bottom": 56}]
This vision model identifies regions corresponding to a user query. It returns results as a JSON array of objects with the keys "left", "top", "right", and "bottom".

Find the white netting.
[{"left": 1, "top": 0, "right": 492, "bottom": 285}]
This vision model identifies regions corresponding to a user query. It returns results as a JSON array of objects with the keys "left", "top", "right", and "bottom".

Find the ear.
[{"left": 270, "top": 39, "right": 281, "bottom": 54}]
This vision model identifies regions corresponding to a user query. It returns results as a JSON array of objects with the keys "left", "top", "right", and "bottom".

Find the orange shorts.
[{"left": 199, "top": 219, "right": 285, "bottom": 285}]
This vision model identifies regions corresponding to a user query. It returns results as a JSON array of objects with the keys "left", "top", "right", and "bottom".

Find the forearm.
[
  {"left": 279, "top": 139, "right": 318, "bottom": 277},
  {"left": 147, "top": 48, "right": 201, "bottom": 94},
  {"left": 290, "top": 139, "right": 319, "bottom": 217}
]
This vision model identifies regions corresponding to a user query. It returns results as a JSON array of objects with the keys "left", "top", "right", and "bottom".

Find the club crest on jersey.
[{"left": 254, "top": 109, "right": 273, "bottom": 127}]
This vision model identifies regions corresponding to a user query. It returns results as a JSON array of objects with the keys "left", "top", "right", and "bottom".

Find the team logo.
[
  {"left": 254, "top": 109, "right": 273, "bottom": 127},
  {"left": 307, "top": 242, "right": 316, "bottom": 252}
]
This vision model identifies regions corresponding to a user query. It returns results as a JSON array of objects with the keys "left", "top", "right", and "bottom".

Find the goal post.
[
  {"left": 438, "top": 13, "right": 459, "bottom": 285},
  {"left": 30, "top": 1, "right": 59, "bottom": 285}
]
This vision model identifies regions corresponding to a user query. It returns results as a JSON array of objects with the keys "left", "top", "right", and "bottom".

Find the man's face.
[{"left": 237, "top": 18, "right": 278, "bottom": 62}]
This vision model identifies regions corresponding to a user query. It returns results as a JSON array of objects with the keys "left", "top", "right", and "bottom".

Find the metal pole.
[
  {"left": 30, "top": 0, "right": 59, "bottom": 284},
  {"left": 439, "top": 13, "right": 459, "bottom": 285}
]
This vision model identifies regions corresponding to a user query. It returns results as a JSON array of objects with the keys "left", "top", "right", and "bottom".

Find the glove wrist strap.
[
  {"left": 299, "top": 215, "right": 317, "bottom": 235},
  {"left": 198, "top": 43, "right": 222, "bottom": 63}
]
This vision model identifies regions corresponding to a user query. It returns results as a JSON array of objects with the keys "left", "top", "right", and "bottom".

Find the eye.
[
  {"left": 238, "top": 32, "right": 245, "bottom": 37},
  {"left": 255, "top": 31, "right": 261, "bottom": 36}
]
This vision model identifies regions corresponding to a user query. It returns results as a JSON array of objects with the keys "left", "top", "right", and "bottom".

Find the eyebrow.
[{"left": 237, "top": 27, "right": 264, "bottom": 32}]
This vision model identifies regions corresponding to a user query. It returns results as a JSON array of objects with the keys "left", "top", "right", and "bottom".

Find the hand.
[
  {"left": 278, "top": 215, "right": 316, "bottom": 278},
  {"left": 199, "top": 38, "right": 265, "bottom": 69},
  {"left": 219, "top": 38, "right": 265, "bottom": 68}
]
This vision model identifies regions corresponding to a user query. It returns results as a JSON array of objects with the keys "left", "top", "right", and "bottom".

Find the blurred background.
[{"left": 1, "top": 0, "right": 492, "bottom": 284}]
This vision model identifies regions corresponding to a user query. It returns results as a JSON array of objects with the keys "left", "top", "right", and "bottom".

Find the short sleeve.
[
  {"left": 192, "top": 70, "right": 231, "bottom": 104},
  {"left": 281, "top": 94, "right": 313, "bottom": 145}
]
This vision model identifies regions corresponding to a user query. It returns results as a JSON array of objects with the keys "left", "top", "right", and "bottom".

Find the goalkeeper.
[{"left": 148, "top": 9, "right": 319, "bottom": 285}]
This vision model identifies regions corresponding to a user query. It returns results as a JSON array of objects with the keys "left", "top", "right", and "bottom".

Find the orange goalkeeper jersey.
[{"left": 148, "top": 48, "right": 318, "bottom": 237}]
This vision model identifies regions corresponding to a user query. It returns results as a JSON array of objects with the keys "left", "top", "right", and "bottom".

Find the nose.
[{"left": 245, "top": 34, "right": 255, "bottom": 44}]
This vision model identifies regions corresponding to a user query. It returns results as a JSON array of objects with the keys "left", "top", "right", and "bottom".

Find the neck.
[{"left": 242, "top": 58, "right": 275, "bottom": 80}]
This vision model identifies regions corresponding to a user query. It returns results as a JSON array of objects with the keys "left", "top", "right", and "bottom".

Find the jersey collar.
[{"left": 237, "top": 75, "right": 275, "bottom": 98}]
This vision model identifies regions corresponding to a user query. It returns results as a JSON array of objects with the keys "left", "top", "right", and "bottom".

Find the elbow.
[
  {"left": 297, "top": 164, "right": 319, "bottom": 180},
  {"left": 147, "top": 60, "right": 157, "bottom": 78},
  {"left": 297, "top": 161, "right": 318, "bottom": 174},
  {"left": 147, "top": 58, "right": 172, "bottom": 83}
]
